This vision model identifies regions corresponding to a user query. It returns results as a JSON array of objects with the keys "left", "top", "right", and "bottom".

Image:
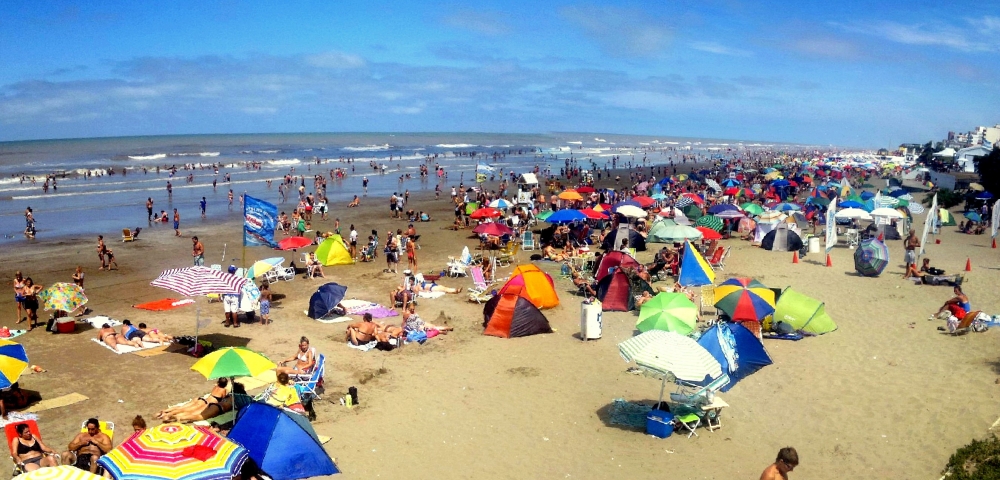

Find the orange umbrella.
[{"left": 558, "top": 190, "right": 583, "bottom": 201}]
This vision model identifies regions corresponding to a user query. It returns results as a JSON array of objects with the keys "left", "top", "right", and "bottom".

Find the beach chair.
[
  {"left": 521, "top": 231, "right": 535, "bottom": 250},
  {"left": 122, "top": 228, "right": 135, "bottom": 242},
  {"left": 699, "top": 285, "right": 717, "bottom": 318},
  {"left": 277, "top": 266, "right": 295, "bottom": 281},
  {"left": 468, "top": 266, "right": 496, "bottom": 303},
  {"left": 708, "top": 247, "right": 729, "bottom": 271},
  {"left": 496, "top": 242, "right": 519, "bottom": 267},
  {"left": 209, "top": 264, "right": 222, "bottom": 271},
  {"left": 6, "top": 420, "right": 60, "bottom": 477},
  {"left": 668, "top": 374, "right": 730, "bottom": 438},
  {"left": 294, "top": 353, "right": 325, "bottom": 404},
  {"left": 447, "top": 247, "right": 475, "bottom": 277}
]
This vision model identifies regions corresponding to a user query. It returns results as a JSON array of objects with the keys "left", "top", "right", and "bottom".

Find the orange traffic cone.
[
  {"left": 792, "top": 251, "right": 799, "bottom": 263},
  {"left": 993, "top": 238, "right": 996, "bottom": 249},
  {"left": 877, "top": 232, "right": 884, "bottom": 242},
  {"left": 826, "top": 254, "right": 833, "bottom": 267},
  {"left": 965, "top": 258, "right": 972, "bottom": 271}
]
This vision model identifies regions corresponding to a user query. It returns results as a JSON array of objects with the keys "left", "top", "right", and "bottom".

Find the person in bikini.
[
  {"left": 13, "top": 271, "right": 26, "bottom": 325},
  {"left": 20, "top": 278, "right": 43, "bottom": 331},
  {"left": 346, "top": 313, "right": 379, "bottom": 345},
  {"left": 276, "top": 337, "right": 315, "bottom": 375},
  {"left": 62, "top": 418, "right": 112, "bottom": 474},
  {"left": 156, "top": 378, "right": 230, "bottom": 422},
  {"left": 97, "top": 323, "right": 143, "bottom": 352},
  {"left": 10, "top": 423, "right": 59, "bottom": 472},
  {"left": 137, "top": 322, "right": 174, "bottom": 344}
]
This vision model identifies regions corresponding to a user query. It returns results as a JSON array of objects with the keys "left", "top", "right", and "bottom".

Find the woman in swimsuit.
[
  {"left": 277, "top": 337, "right": 315, "bottom": 375},
  {"left": 935, "top": 285, "right": 972, "bottom": 318},
  {"left": 156, "top": 378, "right": 230, "bottom": 421},
  {"left": 138, "top": 322, "right": 174, "bottom": 344},
  {"left": 20, "top": 278, "right": 42, "bottom": 331},
  {"left": 13, "top": 271, "right": 25, "bottom": 325},
  {"left": 10, "top": 423, "right": 58, "bottom": 471},
  {"left": 97, "top": 324, "right": 142, "bottom": 353}
]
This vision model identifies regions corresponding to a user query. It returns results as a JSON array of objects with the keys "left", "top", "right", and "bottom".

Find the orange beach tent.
[
  {"left": 482, "top": 285, "right": 552, "bottom": 338},
  {"left": 498, "top": 264, "right": 560, "bottom": 309}
]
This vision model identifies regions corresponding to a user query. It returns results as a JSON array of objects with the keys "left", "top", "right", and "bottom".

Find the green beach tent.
[
  {"left": 314, "top": 235, "right": 354, "bottom": 266},
  {"left": 938, "top": 208, "right": 956, "bottom": 226},
  {"left": 773, "top": 288, "right": 836, "bottom": 335}
]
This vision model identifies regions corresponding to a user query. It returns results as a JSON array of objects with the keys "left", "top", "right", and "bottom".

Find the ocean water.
[{"left": 0, "top": 132, "right": 792, "bottom": 241}]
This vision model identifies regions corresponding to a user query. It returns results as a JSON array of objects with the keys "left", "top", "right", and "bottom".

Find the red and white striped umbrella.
[{"left": 151, "top": 267, "right": 247, "bottom": 297}]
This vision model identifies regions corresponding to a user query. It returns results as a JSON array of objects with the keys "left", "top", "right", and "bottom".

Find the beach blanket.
[
  {"left": 763, "top": 332, "right": 804, "bottom": 341},
  {"left": 134, "top": 298, "right": 196, "bottom": 311},
  {"left": 24, "top": 393, "right": 89, "bottom": 413},
  {"left": 90, "top": 338, "right": 166, "bottom": 355},
  {"left": 347, "top": 341, "right": 378, "bottom": 352},
  {"left": 303, "top": 312, "right": 352, "bottom": 324},
  {"left": 131, "top": 345, "right": 171, "bottom": 357},
  {"left": 341, "top": 299, "right": 376, "bottom": 314},
  {"left": 0, "top": 329, "right": 28, "bottom": 340},
  {"left": 417, "top": 291, "right": 446, "bottom": 299},
  {"left": 79, "top": 316, "right": 122, "bottom": 329},
  {"left": 608, "top": 398, "right": 652, "bottom": 429},
  {"left": 0, "top": 412, "right": 39, "bottom": 428}
]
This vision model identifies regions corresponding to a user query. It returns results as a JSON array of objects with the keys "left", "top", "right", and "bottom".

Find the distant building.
[{"left": 955, "top": 145, "right": 992, "bottom": 173}]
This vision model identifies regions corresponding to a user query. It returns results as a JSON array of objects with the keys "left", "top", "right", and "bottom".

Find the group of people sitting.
[
  {"left": 958, "top": 220, "right": 987, "bottom": 235},
  {"left": 903, "top": 258, "right": 964, "bottom": 286},
  {"left": 9, "top": 417, "right": 117, "bottom": 474},
  {"left": 390, "top": 270, "right": 463, "bottom": 311},
  {"left": 346, "top": 306, "right": 453, "bottom": 347}
]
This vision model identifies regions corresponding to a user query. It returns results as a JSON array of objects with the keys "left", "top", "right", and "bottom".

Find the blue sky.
[{"left": 1, "top": 1, "right": 998, "bottom": 147}]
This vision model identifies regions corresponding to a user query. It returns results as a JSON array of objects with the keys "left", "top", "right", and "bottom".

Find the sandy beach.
[{"left": 2, "top": 171, "right": 998, "bottom": 479}]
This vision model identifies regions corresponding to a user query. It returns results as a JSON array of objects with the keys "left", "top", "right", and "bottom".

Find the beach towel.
[
  {"left": 405, "top": 331, "right": 427, "bottom": 344},
  {"left": 133, "top": 298, "right": 196, "bottom": 311},
  {"left": 90, "top": 338, "right": 166, "bottom": 355},
  {"left": 341, "top": 299, "right": 377, "bottom": 314},
  {"left": 347, "top": 341, "right": 378, "bottom": 352},
  {"left": 608, "top": 398, "right": 652, "bottom": 429},
  {"left": 417, "top": 291, "right": 446, "bottom": 299},
  {"left": 24, "top": 393, "right": 89, "bottom": 413},
  {"left": 763, "top": 333, "right": 804, "bottom": 341},
  {"left": 302, "top": 311, "right": 352, "bottom": 324},
  {"left": 131, "top": 345, "right": 171, "bottom": 357},
  {"left": 0, "top": 412, "right": 39, "bottom": 428},
  {"left": 0, "top": 329, "right": 28, "bottom": 340},
  {"left": 79, "top": 316, "right": 123, "bottom": 329}
]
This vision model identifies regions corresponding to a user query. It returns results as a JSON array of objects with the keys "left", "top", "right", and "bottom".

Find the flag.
[
  {"left": 244, "top": 195, "right": 278, "bottom": 247},
  {"left": 476, "top": 163, "right": 495, "bottom": 173},
  {"left": 825, "top": 197, "right": 838, "bottom": 253},
  {"left": 919, "top": 194, "right": 937, "bottom": 258},
  {"left": 992, "top": 199, "right": 1000, "bottom": 239}
]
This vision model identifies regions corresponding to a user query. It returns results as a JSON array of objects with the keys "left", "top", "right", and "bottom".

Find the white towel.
[
  {"left": 90, "top": 337, "right": 164, "bottom": 355},
  {"left": 417, "top": 291, "right": 445, "bottom": 299},
  {"left": 346, "top": 341, "right": 377, "bottom": 352},
  {"left": 80, "top": 316, "right": 122, "bottom": 329}
]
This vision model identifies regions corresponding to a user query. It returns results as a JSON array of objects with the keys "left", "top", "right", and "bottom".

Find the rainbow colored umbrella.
[
  {"left": 0, "top": 339, "right": 28, "bottom": 389},
  {"left": 636, "top": 293, "right": 698, "bottom": 336},
  {"left": 38, "top": 282, "right": 87, "bottom": 312},
  {"left": 713, "top": 278, "right": 776, "bottom": 322},
  {"left": 98, "top": 423, "right": 248, "bottom": 480},
  {"left": 191, "top": 347, "right": 276, "bottom": 380}
]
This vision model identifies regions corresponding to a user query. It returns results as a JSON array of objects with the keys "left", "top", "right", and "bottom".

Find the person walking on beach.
[
  {"left": 146, "top": 197, "right": 154, "bottom": 222},
  {"left": 760, "top": 447, "right": 798, "bottom": 480},
  {"left": 192, "top": 237, "right": 205, "bottom": 266},
  {"left": 173, "top": 209, "right": 181, "bottom": 236},
  {"left": 903, "top": 231, "right": 920, "bottom": 277},
  {"left": 200, "top": 197, "right": 207, "bottom": 218},
  {"left": 228, "top": 190, "right": 234, "bottom": 209},
  {"left": 97, "top": 235, "right": 107, "bottom": 270},
  {"left": 13, "top": 271, "right": 26, "bottom": 325},
  {"left": 363, "top": 176, "right": 368, "bottom": 196}
]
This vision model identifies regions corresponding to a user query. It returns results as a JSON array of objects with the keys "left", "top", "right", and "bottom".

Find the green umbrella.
[
  {"left": 740, "top": 203, "right": 764, "bottom": 216},
  {"left": 681, "top": 204, "right": 703, "bottom": 220},
  {"left": 535, "top": 210, "right": 553, "bottom": 221},
  {"left": 191, "top": 347, "right": 276, "bottom": 379},
  {"left": 695, "top": 214, "right": 724, "bottom": 232},
  {"left": 637, "top": 293, "right": 698, "bottom": 336}
]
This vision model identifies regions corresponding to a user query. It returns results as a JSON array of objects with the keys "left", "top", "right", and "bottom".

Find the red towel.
[{"left": 133, "top": 298, "right": 194, "bottom": 311}]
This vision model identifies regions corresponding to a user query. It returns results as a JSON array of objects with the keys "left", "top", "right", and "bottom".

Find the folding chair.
[
  {"left": 293, "top": 353, "right": 325, "bottom": 400},
  {"left": 467, "top": 266, "right": 496, "bottom": 303},
  {"left": 521, "top": 231, "right": 535, "bottom": 251},
  {"left": 121, "top": 228, "right": 135, "bottom": 242},
  {"left": 673, "top": 411, "right": 702, "bottom": 438},
  {"left": 707, "top": 247, "right": 725, "bottom": 271},
  {"left": 277, "top": 266, "right": 296, "bottom": 281},
  {"left": 264, "top": 268, "right": 280, "bottom": 284},
  {"left": 6, "top": 420, "right": 60, "bottom": 477},
  {"left": 496, "top": 242, "right": 519, "bottom": 267}
]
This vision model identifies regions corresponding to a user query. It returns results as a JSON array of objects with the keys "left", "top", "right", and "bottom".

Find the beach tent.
[
  {"left": 499, "top": 264, "right": 560, "bottom": 309},
  {"left": 596, "top": 268, "right": 655, "bottom": 311},
  {"left": 482, "top": 285, "right": 552, "bottom": 338},
  {"left": 697, "top": 323, "right": 772, "bottom": 392},
  {"left": 773, "top": 288, "right": 837, "bottom": 335},
  {"left": 313, "top": 235, "right": 354, "bottom": 266},
  {"left": 761, "top": 224, "right": 803, "bottom": 252},
  {"left": 752, "top": 222, "right": 778, "bottom": 244},
  {"left": 594, "top": 251, "right": 640, "bottom": 282},
  {"left": 677, "top": 240, "right": 715, "bottom": 287},
  {"left": 938, "top": 208, "right": 956, "bottom": 226},
  {"left": 229, "top": 402, "right": 339, "bottom": 479},
  {"left": 600, "top": 228, "right": 647, "bottom": 252},
  {"left": 307, "top": 282, "right": 347, "bottom": 320}
]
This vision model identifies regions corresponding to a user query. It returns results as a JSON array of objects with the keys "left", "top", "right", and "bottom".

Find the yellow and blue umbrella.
[
  {"left": 713, "top": 278, "right": 776, "bottom": 322},
  {"left": 677, "top": 240, "right": 715, "bottom": 287},
  {"left": 191, "top": 347, "right": 276, "bottom": 380},
  {"left": 244, "top": 257, "right": 284, "bottom": 279},
  {"left": 0, "top": 339, "right": 28, "bottom": 389}
]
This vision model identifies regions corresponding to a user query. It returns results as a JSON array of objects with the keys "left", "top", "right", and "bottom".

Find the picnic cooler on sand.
[
  {"left": 56, "top": 317, "right": 76, "bottom": 333},
  {"left": 646, "top": 410, "right": 674, "bottom": 438},
  {"left": 580, "top": 299, "right": 603, "bottom": 340}
]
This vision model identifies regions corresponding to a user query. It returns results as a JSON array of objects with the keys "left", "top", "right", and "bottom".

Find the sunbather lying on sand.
[
  {"left": 138, "top": 322, "right": 174, "bottom": 344},
  {"left": 402, "top": 306, "right": 453, "bottom": 334},
  {"left": 156, "top": 379, "right": 243, "bottom": 423},
  {"left": 97, "top": 323, "right": 142, "bottom": 352}
]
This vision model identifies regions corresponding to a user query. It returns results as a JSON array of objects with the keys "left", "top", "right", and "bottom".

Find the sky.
[{"left": 1, "top": 1, "right": 998, "bottom": 147}]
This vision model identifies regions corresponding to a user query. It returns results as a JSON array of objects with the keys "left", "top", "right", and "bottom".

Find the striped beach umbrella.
[
  {"left": 619, "top": 330, "right": 722, "bottom": 384},
  {"left": 151, "top": 267, "right": 247, "bottom": 297},
  {"left": 488, "top": 199, "right": 512, "bottom": 209},
  {"left": 695, "top": 215, "right": 724, "bottom": 232},
  {"left": 38, "top": 282, "right": 87, "bottom": 312},
  {"left": 191, "top": 347, "right": 276, "bottom": 380},
  {"left": 757, "top": 210, "right": 786, "bottom": 223},
  {"left": 674, "top": 196, "right": 694, "bottom": 208},
  {"left": 636, "top": 293, "right": 698, "bottom": 336},
  {"left": 0, "top": 339, "right": 28, "bottom": 389},
  {"left": 713, "top": 277, "right": 776, "bottom": 322},
  {"left": 98, "top": 423, "right": 248, "bottom": 480},
  {"left": 772, "top": 202, "right": 801, "bottom": 212},
  {"left": 854, "top": 238, "right": 890, "bottom": 277},
  {"left": 907, "top": 203, "right": 925, "bottom": 215},
  {"left": 14, "top": 466, "right": 105, "bottom": 480}
]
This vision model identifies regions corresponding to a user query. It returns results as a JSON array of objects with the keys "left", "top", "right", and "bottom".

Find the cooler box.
[
  {"left": 56, "top": 317, "right": 76, "bottom": 333},
  {"left": 646, "top": 410, "right": 674, "bottom": 438},
  {"left": 808, "top": 236, "right": 821, "bottom": 253},
  {"left": 580, "top": 300, "right": 603, "bottom": 340}
]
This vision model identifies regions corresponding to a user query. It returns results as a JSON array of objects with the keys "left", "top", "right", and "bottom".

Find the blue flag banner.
[{"left": 244, "top": 195, "right": 278, "bottom": 247}]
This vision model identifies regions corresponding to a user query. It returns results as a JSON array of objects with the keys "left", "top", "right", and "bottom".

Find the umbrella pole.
[
  {"left": 657, "top": 375, "right": 667, "bottom": 409},
  {"left": 194, "top": 305, "right": 201, "bottom": 351}
]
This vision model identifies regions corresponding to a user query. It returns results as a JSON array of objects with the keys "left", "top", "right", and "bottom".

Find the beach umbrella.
[
  {"left": 870, "top": 207, "right": 904, "bottom": 219},
  {"left": 579, "top": 208, "right": 609, "bottom": 220},
  {"left": 616, "top": 205, "right": 647, "bottom": 218},
  {"left": 854, "top": 238, "right": 890, "bottom": 277},
  {"left": 228, "top": 403, "right": 339, "bottom": 480},
  {"left": 612, "top": 200, "right": 642, "bottom": 211},
  {"left": 545, "top": 209, "right": 586, "bottom": 224},
  {"left": 98, "top": 423, "right": 249, "bottom": 480},
  {"left": 681, "top": 204, "right": 703, "bottom": 220},
  {"left": 839, "top": 200, "right": 864, "bottom": 209},
  {"left": 469, "top": 207, "right": 502, "bottom": 219},
  {"left": 976, "top": 192, "right": 994, "bottom": 200},
  {"left": 14, "top": 466, "right": 105, "bottom": 480},
  {"left": 473, "top": 222, "right": 513, "bottom": 236},
  {"left": 757, "top": 210, "right": 785, "bottom": 223},
  {"left": 907, "top": 203, "right": 925, "bottom": 215},
  {"left": 721, "top": 178, "right": 741, "bottom": 187},
  {"left": 737, "top": 217, "right": 757, "bottom": 234},
  {"left": 705, "top": 179, "right": 722, "bottom": 192},
  {"left": 713, "top": 277, "right": 776, "bottom": 322},
  {"left": 0, "top": 339, "right": 29, "bottom": 389},
  {"left": 697, "top": 322, "right": 772, "bottom": 392},
  {"left": 677, "top": 240, "right": 715, "bottom": 287},
  {"left": 276, "top": 236, "right": 312, "bottom": 251},
  {"left": 192, "top": 347, "right": 276, "bottom": 380},
  {"left": 714, "top": 209, "right": 746, "bottom": 220},
  {"left": 151, "top": 267, "right": 247, "bottom": 297},
  {"left": 488, "top": 199, "right": 512, "bottom": 209},
  {"left": 675, "top": 173, "right": 689, "bottom": 182},
  {"left": 965, "top": 212, "right": 982, "bottom": 222},
  {"left": 307, "top": 282, "right": 348, "bottom": 320},
  {"left": 593, "top": 203, "right": 612, "bottom": 212},
  {"left": 244, "top": 258, "right": 284, "bottom": 279},
  {"left": 632, "top": 196, "right": 656, "bottom": 208},
  {"left": 723, "top": 187, "right": 739, "bottom": 196},
  {"left": 38, "top": 282, "right": 87, "bottom": 313},
  {"left": 707, "top": 204, "right": 739, "bottom": 215},
  {"left": 636, "top": 293, "right": 698, "bottom": 336},
  {"left": 650, "top": 193, "right": 668, "bottom": 200},
  {"left": 695, "top": 226, "right": 722, "bottom": 240},
  {"left": 557, "top": 190, "right": 583, "bottom": 201},
  {"left": 694, "top": 215, "right": 724, "bottom": 232},
  {"left": 619, "top": 330, "right": 723, "bottom": 405},
  {"left": 535, "top": 210, "right": 553, "bottom": 221},
  {"left": 648, "top": 223, "right": 701, "bottom": 243},
  {"left": 674, "top": 196, "right": 694, "bottom": 209},
  {"left": 740, "top": 203, "right": 764, "bottom": 216},
  {"left": 970, "top": 183, "right": 985, "bottom": 191},
  {"left": 772, "top": 202, "right": 800, "bottom": 212},
  {"left": 681, "top": 193, "right": 704, "bottom": 205},
  {"left": 576, "top": 186, "right": 595, "bottom": 194}
]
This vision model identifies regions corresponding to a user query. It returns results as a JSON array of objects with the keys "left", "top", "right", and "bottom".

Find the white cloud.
[
  {"left": 560, "top": 6, "right": 673, "bottom": 58},
  {"left": 442, "top": 9, "right": 511, "bottom": 36},
  {"left": 689, "top": 41, "right": 752, "bottom": 57},
  {"left": 305, "top": 52, "right": 366, "bottom": 69},
  {"left": 835, "top": 17, "right": 1000, "bottom": 53}
]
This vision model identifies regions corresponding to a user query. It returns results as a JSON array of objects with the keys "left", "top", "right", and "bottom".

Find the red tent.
[
  {"left": 482, "top": 285, "right": 552, "bottom": 338},
  {"left": 594, "top": 251, "right": 640, "bottom": 282}
]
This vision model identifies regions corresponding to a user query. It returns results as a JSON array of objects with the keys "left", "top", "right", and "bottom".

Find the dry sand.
[{"left": 2, "top": 181, "right": 999, "bottom": 479}]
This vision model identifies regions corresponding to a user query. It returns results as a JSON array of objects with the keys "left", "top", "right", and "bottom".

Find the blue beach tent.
[
  {"left": 697, "top": 323, "right": 772, "bottom": 392},
  {"left": 229, "top": 402, "right": 339, "bottom": 479}
]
